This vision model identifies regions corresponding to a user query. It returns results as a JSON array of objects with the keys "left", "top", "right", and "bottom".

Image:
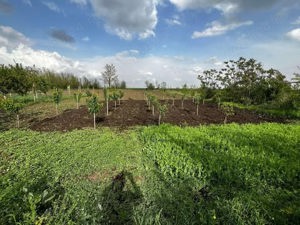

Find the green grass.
[{"left": 0, "top": 123, "right": 299, "bottom": 224}]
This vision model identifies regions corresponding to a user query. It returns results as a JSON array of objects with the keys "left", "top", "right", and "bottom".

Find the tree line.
[
  {"left": 0, "top": 64, "right": 101, "bottom": 95},
  {"left": 196, "top": 57, "right": 299, "bottom": 109}
]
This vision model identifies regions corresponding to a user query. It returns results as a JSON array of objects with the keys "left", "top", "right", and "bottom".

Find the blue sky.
[{"left": 0, "top": 0, "right": 300, "bottom": 87}]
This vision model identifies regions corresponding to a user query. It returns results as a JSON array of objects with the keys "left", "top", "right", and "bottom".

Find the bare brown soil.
[{"left": 29, "top": 100, "right": 285, "bottom": 132}]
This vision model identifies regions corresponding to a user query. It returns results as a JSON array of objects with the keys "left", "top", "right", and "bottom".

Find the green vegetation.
[
  {"left": 1, "top": 124, "right": 299, "bottom": 224},
  {"left": 73, "top": 92, "right": 82, "bottom": 109},
  {"left": 87, "top": 95, "right": 103, "bottom": 129},
  {"left": 53, "top": 89, "right": 62, "bottom": 115}
]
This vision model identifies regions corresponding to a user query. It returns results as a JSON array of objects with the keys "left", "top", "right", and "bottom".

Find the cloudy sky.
[{"left": 0, "top": 0, "right": 300, "bottom": 87}]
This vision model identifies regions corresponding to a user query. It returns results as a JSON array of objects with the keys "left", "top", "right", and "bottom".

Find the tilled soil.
[{"left": 29, "top": 100, "right": 285, "bottom": 132}]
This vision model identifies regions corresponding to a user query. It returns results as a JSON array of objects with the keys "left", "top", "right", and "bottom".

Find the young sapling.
[
  {"left": 87, "top": 95, "right": 103, "bottom": 129},
  {"left": 53, "top": 89, "right": 62, "bottom": 115}
]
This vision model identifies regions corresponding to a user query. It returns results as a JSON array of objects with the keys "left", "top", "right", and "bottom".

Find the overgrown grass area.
[
  {"left": 231, "top": 102, "right": 300, "bottom": 119},
  {"left": 0, "top": 123, "right": 299, "bottom": 224}
]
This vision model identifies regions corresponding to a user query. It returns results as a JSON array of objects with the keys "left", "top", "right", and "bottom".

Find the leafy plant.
[
  {"left": 157, "top": 103, "right": 168, "bottom": 125},
  {"left": 0, "top": 98, "right": 23, "bottom": 128},
  {"left": 109, "top": 91, "right": 119, "bottom": 110},
  {"left": 53, "top": 89, "right": 62, "bottom": 115},
  {"left": 87, "top": 95, "right": 103, "bottom": 129},
  {"left": 221, "top": 102, "right": 235, "bottom": 124},
  {"left": 118, "top": 90, "right": 124, "bottom": 105},
  {"left": 73, "top": 92, "right": 82, "bottom": 109}
]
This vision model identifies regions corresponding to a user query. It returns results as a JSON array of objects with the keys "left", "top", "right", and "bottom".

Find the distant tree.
[
  {"left": 102, "top": 64, "right": 118, "bottom": 88},
  {"left": 145, "top": 81, "right": 155, "bottom": 90},
  {"left": 120, "top": 80, "right": 127, "bottom": 89}
]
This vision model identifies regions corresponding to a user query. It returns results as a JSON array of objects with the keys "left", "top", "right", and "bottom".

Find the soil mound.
[{"left": 30, "top": 100, "right": 285, "bottom": 132}]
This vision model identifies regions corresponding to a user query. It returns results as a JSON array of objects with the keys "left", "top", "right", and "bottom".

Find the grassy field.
[{"left": 1, "top": 123, "right": 299, "bottom": 224}]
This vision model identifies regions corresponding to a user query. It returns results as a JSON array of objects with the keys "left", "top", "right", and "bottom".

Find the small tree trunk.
[
  {"left": 77, "top": 101, "right": 79, "bottom": 109},
  {"left": 33, "top": 93, "right": 36, "bottom": 102},
  {"left": 118, "top": 99, "right": 121, "bottom": 105},
  {"left": 114, "top": 101, "right": 117, "bottom": 110},
  {"left": 181, "top": 100, "right": 184, "bottom": 109},
  {"left": 93, "top": 113, "right": 96, "bottom": 129},
  {"left": 56, "top": 104, "right": 58, "bottom": 115},
  {"left": 106, "top": 100, "right": 109, "bottom": 115},
  {"left": 148, "top": 103, "right": 151, "bottom": 110},
  {"left": 16, "top": 114, "right": 19, "bottom": 128},
  {"left": 172, "top": 98, "right": 175, "bottom": 106},
  {"left": 158, "top": 114, "right": 161, "bottom": 125},
  {"left": 196, "top": 104, "right": 199, "bottom": 116},
  {"left": 224, "top": 115, "right": 227, "bottom": 124},
  {"left": 202, "top": 99, "right": 205, "bottom": 105},
  {"left": 152, "top": 105, "right": 155, "bottom": 116}
]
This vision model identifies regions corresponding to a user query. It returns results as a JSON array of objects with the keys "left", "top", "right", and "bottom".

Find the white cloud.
[
  {"left": 192, "top": 20, "right": 253, "bottom": 39},
  {"left": 292, "top": 16, "right": 300, "bottom": 25},
  {"left": 0, "top": 26, "right": 200, "bottom": 87},
  {"left": 70, "top": 0, "right": 87, "bottom": 6},
  {"left": 169, "top": 0, "right": 291, "bottom": 16},
  {"left": 89, "top": 0, "right": 158, "bottom": 40},
  {"left": 0, "top": 25, "right": 31, "bottom": 50},
  {"left": 287, "top": 28, "right": 300, "bottom": 41},
  {"left": 42, "top": 1, "right": 61, "bottom": 13},
  {"left": 166, "top": 15, "right": 182, "bottom": 26},
  {"left": 22, "top": 0, "right": 32, "bottom": 7}
]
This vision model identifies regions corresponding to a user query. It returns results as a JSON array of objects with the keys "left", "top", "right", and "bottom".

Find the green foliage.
[
  {"left": 198, "top": 57, "right": 293, "bottom": 105},
  {"left": 0, "top": 124, "right": 299, "bottom": 224},
  {"left": 140, "top": 124, "right": 300, "bottom": 225},
  {"left": 221, "top": 102, "right": 235, "bottom": 123},
  {"left": 0, "top": 129, "right": 142, "bottom": 225},
  {"left": 53, "top": 89, "right": 62, "bottom": 115},
  {"left": 53, "top": 89, "right": 62, "bottom": 105},
  {"left": 87, "top": 95, "right": 102, "bottom": 114},
  {"left": 85, "top": 89, "right": 92, "bottom": 97},
  {"left": 0, "top": 98, "right": 23, "bottom": 114}
]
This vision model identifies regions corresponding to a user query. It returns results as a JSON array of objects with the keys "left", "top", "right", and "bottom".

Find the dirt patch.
[{"left": 29, "top": 100, "right": 285, "bottom": 132}]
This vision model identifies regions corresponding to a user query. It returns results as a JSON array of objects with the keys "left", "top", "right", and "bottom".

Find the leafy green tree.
[
  {"left": 157, "top": 103, "right": 168, "bottom": 125},
  {"left": 109, "top": 91, "right": 119, "bottom": 110},
  {"left": 199, "top": 57, "right": 292, "bottom": 105},
  {"left": 87, "top": 95, "right": 103, "bottom": 129},
  {"left": 118, "top": 90, "right": 124, "bottom": 105},
  {"left": 53, "top": 89, "right": 62, "bottom": 115},
  {"left": 221, "top": 102, "right": 235, "bottom": 124},
  {"left": 0, "top": 98, "right": 23, "bottom": 128},
  {"left": 0, "top": 64, "right": 32, "bottom": 95}
]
